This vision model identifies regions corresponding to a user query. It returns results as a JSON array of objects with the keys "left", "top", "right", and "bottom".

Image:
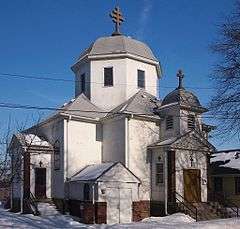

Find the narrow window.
[
  {"left": 214, "top": 177, "right": 223, "bottom": 192},
  {"left": 156, "top": 163, "right": 164, "bottom": 185},
  {"left": 235, "top": 177, "right": 240, "bottom": 195},
  {"left": 137, "top": 70, "right": 145, "bottom": 88},
  {"left": 81, "top": 74, "right": 85, "bottom": 93},
  {"left": 166, "top": 116, "right": 173, "bottom": 130},
  {"left": 54, "top": 140, "right": 60, "bottom": 170},
  {"left": 83, "top": 183, "right": 90, "bottom": 200},
  {"left": 104, "top": 67, "right": 113, "bottom": 86},
  {"left": 188, "top": 114, "right": 195, "bottom": 130}
]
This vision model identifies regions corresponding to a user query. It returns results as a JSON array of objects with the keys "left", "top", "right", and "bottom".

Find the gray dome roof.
[
  {"left": 161, "top": 88, "right": 203, "bottom": 109},
  {"left": 79, "top": 35, "right": 158, "bottom": 61}
]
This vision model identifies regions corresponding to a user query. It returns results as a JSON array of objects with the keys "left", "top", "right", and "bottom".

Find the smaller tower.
[{"left": 158, "top": 70, "right": 207, "bottom": 140}]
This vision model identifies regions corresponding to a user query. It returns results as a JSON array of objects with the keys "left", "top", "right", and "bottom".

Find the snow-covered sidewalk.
[{"left": 0, "top": 204, "right": 240, "bottom": 228}]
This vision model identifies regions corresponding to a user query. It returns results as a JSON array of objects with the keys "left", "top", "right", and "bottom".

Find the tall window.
[
  {"left": 235, "top": 177, "right": 240, "bottom": 195},
  {"left": 166, "top": 116, "right": 173, "bottom": 130},
  {"left": 188, "top": 114, "right": 195, "bottom": 130},
  {"left": 83, "top": 183, "right": 90, "bottom": 200},
  {"left": 81, "top": 74, "right": 85, "bottom": 93},
  {"left": 138, "top": 70, "right": 145, "bottom": 88},
  {"left": 156, "top": 163, "right": 164, "bottom": 185},
  {"left": 54, "top": 140, "right": 60, "bottom": 170},
  {"left": 214, "top": 177, "right": 223, "bottom": 192},
  {"left": 104, "top": 67, "right": 113, "bottom": 86}
]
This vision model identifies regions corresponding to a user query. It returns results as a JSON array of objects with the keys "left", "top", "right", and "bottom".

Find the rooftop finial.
[
  {"left": 177, "top": 69, "right": 184, "bottom": 89},
  {"left": 110, "top": 6, "right": 124, "bottom": 36}
]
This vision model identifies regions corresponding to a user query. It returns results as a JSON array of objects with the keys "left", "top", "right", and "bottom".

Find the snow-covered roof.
[
  {"left": 70, "top": 162, "right": 116, "bottom": 181},
  {"left": 148, "top": 137, "right": 178, "bottom": 148},
  {"left": 211, "top": 149, "right": 240, "bottom": 171},
  {"left": 24, "top": 134, "right": 50, "bottom": 147}
]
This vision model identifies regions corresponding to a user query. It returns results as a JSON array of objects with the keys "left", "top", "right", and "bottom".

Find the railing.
[
  {"left": 211, "top": 192, "right": 239, "bottom": 217},
  {"left": 29, "top": 192, "right": 40, "bottom": 215},
  {"left": 174, "top": 191, "right": 198, "bottom": 221}
]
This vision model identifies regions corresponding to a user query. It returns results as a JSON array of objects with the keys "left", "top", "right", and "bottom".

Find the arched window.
[
  {"left": 53, "top": 140, "right": 60, "bottom": 170},
  {"left": 83, "top": 183, "right": 90, "bottom": 200}
]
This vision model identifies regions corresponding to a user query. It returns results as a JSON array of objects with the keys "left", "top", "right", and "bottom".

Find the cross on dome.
[
  {"left": 110, "top": 6, "right": 124, "bottom": 36},
  {"left": 177, "top": 69, "right": 184, "bottom": 89}
]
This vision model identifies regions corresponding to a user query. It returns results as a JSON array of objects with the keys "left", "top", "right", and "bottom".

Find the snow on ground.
[{"left": 0, "top": 204, "right": 240, "bottom": 229}]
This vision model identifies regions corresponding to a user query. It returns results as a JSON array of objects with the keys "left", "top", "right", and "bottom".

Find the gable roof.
[
  {"left": 106, "top": 89, "right": 161, "bottom": 119},
  {"left": 210, "top": 149, "right": 240, "bottom": 174},
  {"left": 149, "top": 131, "right": 215, "bottom": 152},
  {"left": 70, "top": 162, "right": 141, "bottom": 183}
]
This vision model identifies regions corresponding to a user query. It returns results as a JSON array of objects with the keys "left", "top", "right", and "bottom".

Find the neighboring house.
[
  {"left": 9, "top": 8, "right": 217, "bottom": 224},
  {"left": 210, "top": 149, "right": 240, "bottom": 205}
]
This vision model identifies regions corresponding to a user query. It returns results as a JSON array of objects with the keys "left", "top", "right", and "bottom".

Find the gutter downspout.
[
  {"left": 125, "top": 117, "right": 129, "bottom": 167},
  {"left": 164, "top": 151, "right": 168, "bottom": 215},
  {"left": 92, "top": 183, "right": 95, "bottom": 224}
]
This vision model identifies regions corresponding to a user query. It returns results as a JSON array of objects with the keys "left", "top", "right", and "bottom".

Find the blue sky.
[{"left": 0, "top": 0, "right": 238, "bottom": 150}]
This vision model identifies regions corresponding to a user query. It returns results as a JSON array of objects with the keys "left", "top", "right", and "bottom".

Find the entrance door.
[
  {"left": 35, "top": 168, "right": 46, "bottom": 199},
  {"left": 183, "top": 169, "right": 201, "bottom": 202},
  {"left": 106, "top": 188, "right": 132, "bottom": 224}
]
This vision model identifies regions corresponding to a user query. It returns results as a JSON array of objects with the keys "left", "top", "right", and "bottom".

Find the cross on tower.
[
  {"left": 177, "top": 69, "right": 184, "bottom": 89},
  {"left": 110, "top": 6, "right": 124, "bottom": 36}
]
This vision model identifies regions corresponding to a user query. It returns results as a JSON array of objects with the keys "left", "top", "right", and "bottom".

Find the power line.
[
  {"left": 0, "top": 102, "right": 237, "bottom": 120},
  {"left": 0, "top": 72, "right": 214, "bottom": 90}
]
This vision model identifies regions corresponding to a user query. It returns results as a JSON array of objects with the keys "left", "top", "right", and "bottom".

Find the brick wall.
[
  {"left": 132, "top": 200, "right": 150, "bottom": 222},
  {"left": 68, "top": 200, "right": 106, "bottom": 224}
]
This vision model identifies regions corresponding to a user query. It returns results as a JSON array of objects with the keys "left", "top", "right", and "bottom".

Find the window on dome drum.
[
  {"left": 166, "top": 116, "right": 173, "bottom": 130},
  {"left": 137, "top": 70, "right": 145, "bottom": 88},
  {"left": 83, "top": 183, "right": 90, "bottom": 200},
  {"left": 81, "top": 73, "right": 85, "bottom": 92},
  {"left": 156, "top": 163, "right": 164, "bottom": 185},
  {"left": 188, "top": 114, "right": 195, "bottom": 130},
  {"left": 104, "top": 67, "right": 113, "bottom": 86},
  {"left": 235, "top": 177, "right": 240, "bottom": 194}
]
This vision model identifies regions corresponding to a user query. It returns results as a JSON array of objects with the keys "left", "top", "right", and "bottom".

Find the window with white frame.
[
  {"left": 166, "top": 116, "right": 174, "bottom": 130},
  {"left": 156, "top": 163, "right": 164, "bottom": 185}
]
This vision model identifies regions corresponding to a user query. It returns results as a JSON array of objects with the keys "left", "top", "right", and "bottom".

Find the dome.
[
  {"left": 161, "top": 88, "right": 203, "bottom": 109},
  {"left": 78, "top": 35, "right": 158, "bottom": 62}
]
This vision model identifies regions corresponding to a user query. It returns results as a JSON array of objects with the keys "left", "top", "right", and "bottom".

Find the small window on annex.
[
  {"left": 81, "top": 73, "right": 86, "bottom": 93},
  {"left": 188, "top": 114, "right": 195, "bottom": 130},
  {"left": 214, "top": 177, "right": 223, "bottom": 192},
  {"left": 137, "top": 70, "right": 145, "bottom": 88},
  {"left": 83, "top": 183, "right": 90, "bottom": 200},
  {"left": 166, "top": 116, "right": 174, "bottom": 130},
  {"left": 235, "top": 177, "right": 240, "bottom": 195},
  {"left": 156, "top": 163, "right": 164, "bottom": 185},
  {"left": 104, "top": 67, "right": 113, "bottom": 86},
  {"left": 53, "top": 140, "right": 60, "bottom": 170}
]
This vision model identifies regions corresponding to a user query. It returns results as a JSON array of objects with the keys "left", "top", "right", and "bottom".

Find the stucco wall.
[
  {"left": 126, "top": 58, "right": 158, "bottom": 98},
  {"left": 175, "top": 149, "right": 208, "bottom": 202},
  {"left": 102, "top": 117, "right": 125, "bottom": 163},
  {"left": 128, "top": 118, "right": 159, "bottom": 200},
  {"left": 90, "top": 58, "right": 127, "bottom": 110},
  {"left": 65, "top": 119, "right": 102, "bottom": 178}
]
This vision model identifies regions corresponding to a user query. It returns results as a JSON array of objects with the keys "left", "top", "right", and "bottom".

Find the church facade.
[{"left": 9, "top": 7, "right": 215, "bottom": 224}]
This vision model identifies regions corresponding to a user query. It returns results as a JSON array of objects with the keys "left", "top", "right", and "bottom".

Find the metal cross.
[
  {"left": 110, "top": 6, "right": 124, "bottom": 36},
  {"left": 177, "top": 69, "right": 184, "bottom": 89},
  {"left": 39, "top": 161, "right": 43, "bottom": 167},
  {"left": 190, "top": 155, "right": 194, "bottom": 167}
]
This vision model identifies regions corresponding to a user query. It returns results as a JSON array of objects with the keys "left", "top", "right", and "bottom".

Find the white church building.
[{"left": 9, "top": 7, "right": 215, "bottom": 224}]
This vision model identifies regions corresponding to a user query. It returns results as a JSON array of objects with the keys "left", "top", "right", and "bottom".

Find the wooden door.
[
  {"left": 183, "top": 169, "right": 201, "bottom": 202},
  {"left": 35, "top": 168, "right": 46, "bottom": 199}
]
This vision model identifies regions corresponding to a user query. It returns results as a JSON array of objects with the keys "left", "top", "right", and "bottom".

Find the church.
[{"left": 9, "top": 7, "right": 216, "bottom": 224}]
